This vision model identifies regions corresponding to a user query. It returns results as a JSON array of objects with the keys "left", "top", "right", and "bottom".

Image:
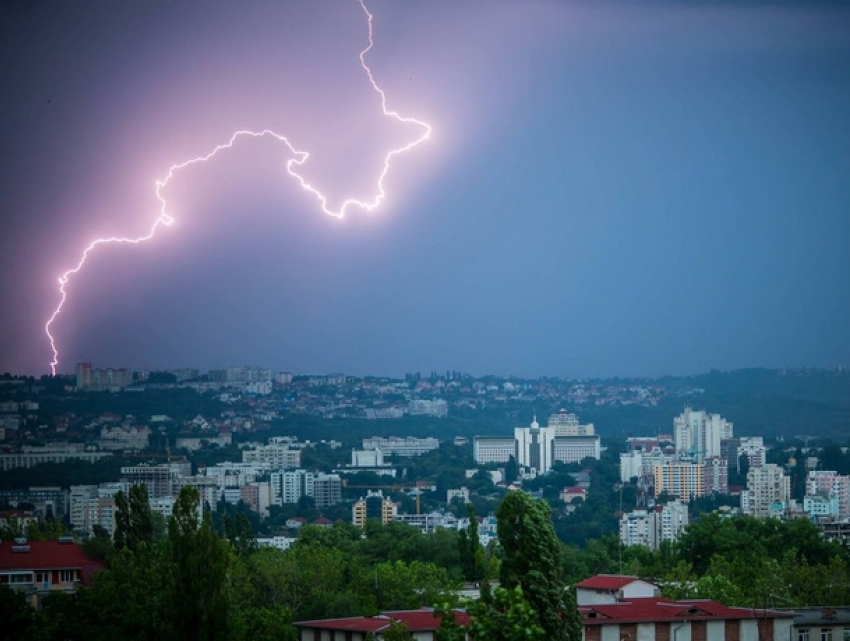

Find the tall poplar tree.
[{"left": 495, "top": 490, "right": 583, "bottom": 641}]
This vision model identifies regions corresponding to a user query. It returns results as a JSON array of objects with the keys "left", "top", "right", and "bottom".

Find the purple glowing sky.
[{"left": 1, "top": 0, "right": 849, "bottom": 378}]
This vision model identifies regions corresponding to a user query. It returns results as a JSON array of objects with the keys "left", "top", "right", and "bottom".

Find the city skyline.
[{"left": 2, "top": 0, "right": 849, "bottom": 378}]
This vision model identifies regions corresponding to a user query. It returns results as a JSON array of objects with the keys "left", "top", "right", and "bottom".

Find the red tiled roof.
[
  {"left": 295, "top": 617, "right": 389, "bottom": 632},
  {"left": 576, "top": 574, "right": 642, "bottom": 590},
  {"left": 295, "top": 608, "right": 470, "bottom": 633},
  {"left": 0, "top": 540, "right": 106, "bottom": 574},
  {"left": 580, "top": 598, "right": 793, "bottom": 625},
  {"left": 386, "top": 609, "right": 471, "bottom": 631}
]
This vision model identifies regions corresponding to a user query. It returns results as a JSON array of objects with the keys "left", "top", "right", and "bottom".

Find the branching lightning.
[{"left": 44, "top": 0, "right": 431, "bottom": 375}]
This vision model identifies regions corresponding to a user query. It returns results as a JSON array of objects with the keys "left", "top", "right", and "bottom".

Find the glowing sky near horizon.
[{"left": 1, "top": 0, "right": 850, "bottom": 378}]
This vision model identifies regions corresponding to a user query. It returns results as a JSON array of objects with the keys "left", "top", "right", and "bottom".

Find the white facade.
[
  {"left": 620, "top": 510, "right": 657, "bottom": 549},
  {"left": 272, "top": 470, "right": 316, "bottom": 505},
  {"left": 98, "top": 426, "right": 150, "bottom": 451},
  {"left": 515, "top": 418, "right": 556, "bottom": 474},
  {"left": 361, "top": 437, "right": 439, "bottom": 456},
  {"left": 553, "top": 435, "right": 602, "bottom": 465},
  {"left": 620, "top": 448, "right": 672, "bottom": 483},
  {"left": 619, "top": 501, "right": 688, "bottom": 551},
  {"left": 805, "top": 471, "right": 850, "bottom": 520},
  {"left": 351, "top": 448, "right": 384, "bottom": 467},
  {"left": 674, "top": 407, "right": 733, "bottom": 463},
  {"left": 446, "top": 487, "right": 470, "bottom": 503},
  {"left": 657, "top": 501, "right": 689, "bottom": 545},
  {"left": 473, "top": 437, "right": 516, "bottom": 464},
  {"left": 742, "top": 464, "right": 790, "bottom": 519},
  {"left": 243, "top": 444, "right": 301, "bottom": 469},
  {"left": 408, "top": 399, "right": 448, "bottom": 417},
  {"left": 547, "top": 410, "right": 595, "bottom": 436},
  {"left": 738, "top": 436, "right": 766, "bottom": 468}
]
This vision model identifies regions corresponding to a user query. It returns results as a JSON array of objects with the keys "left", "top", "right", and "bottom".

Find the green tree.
[
  {"left": 495, "top": 490, "right": 582, "bottom": 641},
  {"left": 458, "top": 504, "right": 487, "bottom": 582},
  {"left": 382, "top": 620, "right": 413, "bottom": 641},
  {"left": 166, "top": 486, "right": 232, "bottom": 641},
  {"left": 0, "top": 583, "right": 33, "bottom": 639},
  {"left": 467, "top": 585, "right": 546, "bottom": 641},
  {"left": 114, "top": 484, "right": 154, "bottom": 551}
]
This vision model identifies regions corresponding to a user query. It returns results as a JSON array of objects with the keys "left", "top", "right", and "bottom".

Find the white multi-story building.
[
  {"left": 741, "top": 464, "right": 790, "bottom": 519},
  {"left": 243, "top": 444, "right": 301, "bottom": 469},
  {"left": 98, "top": 426, "right": 150, "bottom": 451},
  {"left": 204, "top": 462, "right": 268, "bottom": 489},
  {"left": 351, "top": 449, "right": 385, "bottom": 467},
  {"left": 515, "top": 417, "right": 556, "bottom": 474},
  {"left": 473, "top": 437, "right": 516, "bottom": 465},
  {"left": 553, "top": 436, "right": 602, "bottom": 465},
  {"left": 620, "top": 448, "right": 673, "bottom": 483},
  {"left": 547, "top": 410, "right": 595, "bottom": 436},
  {"left": 1, "top": 445, "right": 113, "bottom": 472},
  {"left": 69, "top": 486, "right": 98, "bottom": 532},
  {"left": 654, "top": 463, "right": 706, "bottom": 501},
  {"left": 475, "top": 415, "right": 599, "bottom": 473},
  {"left": 674, "top": 407, "right": 733, "bottom": 463},
  {"left": 271, "top": 470, "right": 315, "bottom": 505},
  {"left": 620, "top": 501, "right": 689, "bottom": 551},
  {"left": 657, "top": 501, "right": 689, "bottom": 544},
  {"left": 620, "top": 510, "right": 657, "bottom": 549},
  {"left": 312, "top": 474, "right": 342, "bottom": 509},
  {"left": 738, "top": 436, "right": 766, "bottom": 469},
  {"left": 361, "top": 437, "right": 440, "bottom": 457},
  {"left": 408, "top": 400, "right": 448, "bottom": 417},
  {"left": 805, "top": 471, "right": 850, "bottom": 520}
]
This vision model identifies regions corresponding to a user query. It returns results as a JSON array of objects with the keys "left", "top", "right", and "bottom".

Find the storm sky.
[{"left": 1, "top": 0, "right": 849, "bottom": 378}]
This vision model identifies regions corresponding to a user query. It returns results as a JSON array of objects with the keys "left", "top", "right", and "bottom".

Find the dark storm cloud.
[{"left": 1, "top": 0, "right": 848, "bottom": 378}]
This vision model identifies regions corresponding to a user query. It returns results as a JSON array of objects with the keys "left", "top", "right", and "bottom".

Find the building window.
[
  {"left": 59, "top": 570, "right": 76, "bottom": 583},
  {"left": 4, "top": 573, "right": 34, "bottom": 584},
  {"left": 821, "top": 630, "right": 833, "bottom": 641},
  {"left": 843, "top": 629, "right": 850, "bottom": 641},
  {"left": 35, "top": 571, "right": 50, "bottom": 585},
  {"left": 797, "top": 631, "right": 809, "bottom": 641}
]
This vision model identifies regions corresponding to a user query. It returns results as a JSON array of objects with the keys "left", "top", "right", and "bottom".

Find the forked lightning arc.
[{"left": 44, "top": 0, "right": 431, "bottom": 375}]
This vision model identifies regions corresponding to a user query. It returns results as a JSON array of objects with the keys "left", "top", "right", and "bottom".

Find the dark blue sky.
[{"left": 1, "top": 0, "right": 848, "bottom": 378}]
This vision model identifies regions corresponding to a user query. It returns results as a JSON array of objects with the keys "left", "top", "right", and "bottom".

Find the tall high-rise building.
[
  {"left": 313, "top": 474, "right": 342, "bottom": 509},
  {"left": 515, "top": 417, "right": 556, "bottom": 474},
  {"left": 674, "top": 407, "right": 733, "bottom": 463},
  {"left": 704, "top": 456, "right": 729, "bottom": 494},
  {"left": 654, "top": 463, "right": 706, "bottom": 501},
  {"left": 741, "top": 464, "right": 790, "bottom": 519}
]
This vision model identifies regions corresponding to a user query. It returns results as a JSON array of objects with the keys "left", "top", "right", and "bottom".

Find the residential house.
[{"left": 0, "top": 539, "right": 105, "bottom": 607}]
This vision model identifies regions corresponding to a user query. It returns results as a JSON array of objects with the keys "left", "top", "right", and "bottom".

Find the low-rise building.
[
  {"left": 580, "top": 597, "right": 794, "bottom": 641},
  {"left": 0, "top": 539, "right": 106, "bottom": 607},
  {"left": 576, "top": 575, "right": 660, "bottom": 605}
]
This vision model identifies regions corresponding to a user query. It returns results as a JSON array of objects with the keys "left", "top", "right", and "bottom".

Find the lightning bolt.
[{"left": 44, "top": 0, "right": 431, "bottom": 375}]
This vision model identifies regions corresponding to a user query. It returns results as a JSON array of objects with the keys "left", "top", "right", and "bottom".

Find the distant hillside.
[{"left": 581, "top": 368, "right": 850, "bottom": 441}]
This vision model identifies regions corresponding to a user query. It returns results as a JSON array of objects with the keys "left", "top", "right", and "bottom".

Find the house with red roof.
[
  {"left": 576, "top": 574, "right": 660, "bottom": 605},
  {"left": 294, "top": 608, "right": 470, "bottom": 640},
  {"left": 580, "top": 597, "right": 795, "bottom": 641},
  {"left": 0, "top": 538, "right": 105, "bottom": 607}
]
